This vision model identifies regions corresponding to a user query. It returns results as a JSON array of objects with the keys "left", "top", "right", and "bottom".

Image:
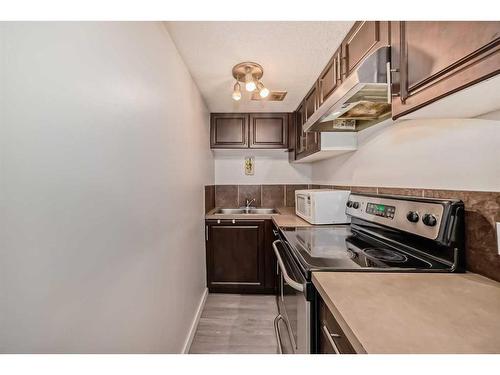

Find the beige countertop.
[
  {"left": 205, "top": 206, "right": 311, "bottom": 228},
  {"left": 312, "top": 272, "right": 500, "bottom": 354}
]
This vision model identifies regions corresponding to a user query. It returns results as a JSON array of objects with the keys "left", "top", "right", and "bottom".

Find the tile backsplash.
[{"left": 206, "top": 184, "right": 315, "bottom": 212}]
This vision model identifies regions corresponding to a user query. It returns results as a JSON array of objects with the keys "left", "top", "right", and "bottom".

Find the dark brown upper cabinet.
[
  {"left": 287, "top": 112, "right": 296, "bottom": 159},
  {"left": 305, "top": 131, "right": 321, "bottom": 156},
  {"left": 249, "top": 113, "right": 288, "bottom": 149},
  {"left": 210, "top": 113, "right": 248, "bottom": 148},
  {"left": 342, "top": 21, "right": 390, "bottom": 79},
  {"left": 391, "top": 21, "right": 500, "bottom": 119},
  {"left": 293, "top": 101, "right": 321, "bottom": 161},
  {"left": 210, "top": 112, "right": 289, "bottom": 149},
  {"left": 319, "top": 47, "right": 342, "bottom": 106},
  {"left": 304, "top": 84, "right": 318, "bottom": 121},
  {"left": 295, "top": 103, "right": 306, "bottom": 156}
]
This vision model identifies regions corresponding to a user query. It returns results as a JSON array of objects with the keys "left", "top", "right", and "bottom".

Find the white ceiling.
[{"left": 165, "top": 21, "right": 354, "bottom": 113}]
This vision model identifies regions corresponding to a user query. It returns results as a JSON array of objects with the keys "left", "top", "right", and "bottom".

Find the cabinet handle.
[
  {"left": 399, "top": 21, "right": 409, "bottom": 103},
  {"left": 273, "top": 229, "right": 279, "bottom": 237},
  {"left": 336, "top": 55, "right": 341, "bottom": 81},
  {"left": 232, "top": 219, "right": 236, "bottom": 224},
  {"left": 318, "top": 78, "right": 323, "bottom": 104},
  {"left": 322, "top": 325, "right": 341, "bottom": 354},
  {"left": 389, "top": 68, "right": 400, "bottom": 98},
  {"left": 205, "top": 225, "right": 208, "bottom": 241}
]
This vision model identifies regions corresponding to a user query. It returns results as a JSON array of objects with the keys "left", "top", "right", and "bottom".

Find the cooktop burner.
[{"left": 363, "top": 248, "right": 408, "bottom": 263}]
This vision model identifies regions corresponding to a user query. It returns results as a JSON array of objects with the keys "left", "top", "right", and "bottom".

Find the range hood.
[{"left": 303, "top": 46, "right": 392, "bottom": 132}]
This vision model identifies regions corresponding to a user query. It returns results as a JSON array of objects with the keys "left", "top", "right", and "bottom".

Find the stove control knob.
[
  {"left": 406, "top": 211, "right": 419, "bottom": 223},
  {"left": 422, "top": 214, "right": 437, "bottom": 227},
  {"left": 346, "top": 200, "right": 353, "bottom": 208},
  {"left": 352, "top": 202, "right": 360, "bottom": 209}
]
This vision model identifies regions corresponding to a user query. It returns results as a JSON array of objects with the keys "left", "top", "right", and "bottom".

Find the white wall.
[
  {"left": 214, "top": 149, "right": 311, "bottom": 184},
  {"left": 311, "top": 118, "right": 500, "bottom": 192},
  {"left": 0, "top": 22, "right": 213, "bottom": 353}
]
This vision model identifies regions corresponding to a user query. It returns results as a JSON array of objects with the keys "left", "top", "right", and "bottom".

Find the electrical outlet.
[{"left": 497, "top": 223, "right": 500, "bottom": 255}]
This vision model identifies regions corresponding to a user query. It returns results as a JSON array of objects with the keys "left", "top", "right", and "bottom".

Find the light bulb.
[
  {"left": 245, "top": 80, "right": 256, "bottom": 92},
  {"left": 257, "top": 81, "right": 270, "bottom": 98},
  {"left": 232, "top": 82, "right": 241, "bottom": 101},
  {"left": 232, "top": 91, "right": 241, "bottom": 101},
  {"left": 245, "top": 71, "right": 256, "bottom": 92}
]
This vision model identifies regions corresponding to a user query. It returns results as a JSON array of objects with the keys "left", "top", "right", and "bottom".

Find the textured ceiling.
[{"left": 165, "top": 21, "right": 354, "bottom": 113}]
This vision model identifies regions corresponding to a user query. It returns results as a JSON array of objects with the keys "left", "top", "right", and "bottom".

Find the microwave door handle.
[{"left": 272, "top": 240, "right": 304, "bottom": 292}]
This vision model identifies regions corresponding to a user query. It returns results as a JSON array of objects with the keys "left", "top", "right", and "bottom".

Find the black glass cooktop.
[{"left": 280, "top": 226, "right": 448, "bottom": 275}]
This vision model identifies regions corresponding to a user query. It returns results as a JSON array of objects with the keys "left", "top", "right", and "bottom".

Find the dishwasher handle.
[{"left": 272, "top": 240, "right": 304, "bottom": 292}]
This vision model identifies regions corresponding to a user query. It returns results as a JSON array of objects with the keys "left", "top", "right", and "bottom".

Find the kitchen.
[{"left": 1, "top": 1, "right": 500, "bottom": 373}]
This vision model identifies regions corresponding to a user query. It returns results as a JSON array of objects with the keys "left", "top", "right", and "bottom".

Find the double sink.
[{"left": 214, "top": 208, "right": 279, "bottom": 215}]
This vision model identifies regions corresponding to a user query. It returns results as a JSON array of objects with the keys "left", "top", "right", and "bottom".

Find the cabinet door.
[
  {"left": 342, "top": 21, "right": 390, "bottom": 78},
  {"left": 304, "top": 84, "right": 318, "bottom": 121},
  {"left": 249, "top": 113, "right": 288, "bottom": 149},
  {"left": 318, "top": 297, "right": 356, "bottom": 354},
  {"left": 206, "top": 220, "right": 265, "bottom": 293},
  {"left": 391, "top": 21, "right": 500, "bottom": 119},
  {"left": 210, "top": 113, "right": 248, "bottom": 148},
  {"left": 319, "top": 47, "right": 343, "bottom": 105},
  {"left": 288, "top": 113, "right": 296, "bottom": 161},
  {"left": 305, "top": 131, "right": 320, "bottom": 155},
  {"left": 295, "top": 103, "right": 307, "bottom": 156}
]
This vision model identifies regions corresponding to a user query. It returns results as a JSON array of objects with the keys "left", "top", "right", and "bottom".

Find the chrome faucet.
[{"left": 245, "top": 198, "right": 256, "bottom": 209}]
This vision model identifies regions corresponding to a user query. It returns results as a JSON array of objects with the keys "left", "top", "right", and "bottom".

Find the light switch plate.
[{"left": 497, "top": 223, "right": 500, "bottom": 255}]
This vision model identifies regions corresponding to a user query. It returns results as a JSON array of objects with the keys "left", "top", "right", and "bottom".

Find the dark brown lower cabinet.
[
  {"left": 205, "top": 219, "right": 277, "bottom": 294},
  {"left": 318, "top": 296, "right": 356, "bottom": 354}
]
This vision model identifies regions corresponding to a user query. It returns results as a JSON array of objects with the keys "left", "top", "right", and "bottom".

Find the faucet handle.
[{"left": 245, "top": 198, "right": 256, "bottom": 208}]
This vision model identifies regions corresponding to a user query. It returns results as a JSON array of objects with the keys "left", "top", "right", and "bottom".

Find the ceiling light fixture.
[{"left": 231, "top": 61, "right": 269, "bottom": 101}]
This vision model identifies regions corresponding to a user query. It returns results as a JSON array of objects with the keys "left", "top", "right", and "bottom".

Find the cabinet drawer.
[{"left": 319, "top": 297, "right": 356, "bottom": 354}]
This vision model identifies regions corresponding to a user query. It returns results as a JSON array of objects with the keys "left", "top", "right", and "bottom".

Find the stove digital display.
[{"left": 366, "top": 203, "right": 395, "bottom": 219}]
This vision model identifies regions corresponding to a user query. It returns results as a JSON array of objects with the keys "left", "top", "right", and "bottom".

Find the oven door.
[{"left": 272, "top": 239, "right": 310, "bottom": 354}]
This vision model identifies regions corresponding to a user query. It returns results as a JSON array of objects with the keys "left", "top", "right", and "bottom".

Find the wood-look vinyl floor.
[{"left": 189, "top": 293, "right": 279, "bottom": 354}]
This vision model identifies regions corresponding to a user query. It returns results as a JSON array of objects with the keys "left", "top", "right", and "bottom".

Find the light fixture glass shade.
[
  {"left": 232, "top": 82, "right": 241, "bottom": 101},
  {"left": 257, "top": 81, "right": 270, "bottom": 98},
  {"left": 245, "top": 72, "right": 256, "bottom": 92}
]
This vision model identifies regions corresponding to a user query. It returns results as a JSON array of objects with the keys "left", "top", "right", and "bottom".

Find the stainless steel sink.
[
  {"left": 248, "top": 208, "right": 278, "bottom": 214},
  {"left": 214, "top": 208, "right": 278, "bottom": 215}
]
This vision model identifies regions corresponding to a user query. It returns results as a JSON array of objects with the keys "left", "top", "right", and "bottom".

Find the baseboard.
[{"left": 181, "top": 288, "right": 208, "bottom": 354}]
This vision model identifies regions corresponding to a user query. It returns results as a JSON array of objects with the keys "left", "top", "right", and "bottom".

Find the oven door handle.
[{"left": 272, "top": 240, "right": 304, "bottom": 292}]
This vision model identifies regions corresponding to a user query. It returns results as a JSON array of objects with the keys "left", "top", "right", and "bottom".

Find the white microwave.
[{"left": 295, "top": 189, "right": 351, "bottom": 225}]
